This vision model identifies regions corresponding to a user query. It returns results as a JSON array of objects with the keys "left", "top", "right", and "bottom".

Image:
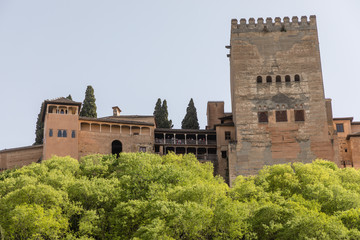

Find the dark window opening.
[
  {"left": 294, "top": 110, "right": 305, "bottom": 121},
  {"left": 57, "top": 130, "right": 62, "bottom": 137},
  {"left": 266, "top": 76, "right": 272, "bottom": 83},
  {"left": 257, "top": 76, "right": 262, "bottom": 83},
  {"left": 60, "top": 109, "right": 64, "bottom": 114},
  {"left": 336, "top": 124, "right": 344, "bottom": 133},
  {"left": 49, "top": 129, "right": 53, "bottom": 137},
  {"left": 112, "top": 140, "right": 123, "bottom": 157},
  {"left": 276, "top": 111, "right": 288, "bottom": 122},
  {"left": 225, "top": 131, "right": 231, "bottom": 140},
  {"left": 285, "top": 75, "right": 291, "bottom": 82},
  {"left": 63, "top": 130, "right": 67, "bottom": 138},
  {"left": 155, "top": 145, "right": 160, "bottom": 153},
  {"left": 221, "top": 151, "right": 227, "bottom": 159},
  {"left": 258, "top": 111, "right": 269, "bottom": 123},
  {"left": 276, "top": 75, "right": 281, "bottom": 82},
  {"left": 295, "top": 74, "right": 300, "bottom": 82},
  {"left": 139, "top": 147, "right": 146, "bottom": 152},
  {"left": 345, "top": 148, "right": 348, "bottom": 153},
  {"left": 71, "top": 130, "right": 76, "bottom": 138}
]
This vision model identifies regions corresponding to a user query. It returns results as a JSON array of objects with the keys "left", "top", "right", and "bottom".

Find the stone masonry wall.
[{"left": 228, "top": 16, "right": 338, "bottom": 182}]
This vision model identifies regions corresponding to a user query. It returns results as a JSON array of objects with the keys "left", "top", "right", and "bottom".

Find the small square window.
[
  {"left": 221, "top": 151, "right": 227, "bottom": 158},
  {"left": 258, "top": 111, "right": 268, "bottom": 123},
  {"left": 276, "top": 111, "right": 287, "bottom": 122},
  {"left": 336, "top": 124, "right": 344, "bottom": 133},
  {"left": 294, "top": 110, "right": 305, "bottom": 121},
  {"left": 225, "top": 131, "right": 231, "bottom": 140},
  {"left": 139, "top": 147, "right": 146, "bottom": 152}
]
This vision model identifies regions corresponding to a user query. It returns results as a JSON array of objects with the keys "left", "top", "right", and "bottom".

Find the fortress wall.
[{"left": 0, "top": 145, "right": 43, "bottom": 170}]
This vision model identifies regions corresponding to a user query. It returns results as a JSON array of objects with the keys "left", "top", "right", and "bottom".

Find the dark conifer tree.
[
  {"left": 34, "top": 102, "right": 44, "bottom": 145},
  {"left": 181, "top": 98, "right": 200, "bottom": 129},
  {"left": 80, "top": 85, "right": 97, "bottom": 118},
  {"left": 161, "top": 99, "right": 173, "bottom": 128},
  {"left": 153, "top": 98, "right": 163, "bottom": 128},
  {"left": 66, "top": 94, "right": 73, "bottom": 100}
]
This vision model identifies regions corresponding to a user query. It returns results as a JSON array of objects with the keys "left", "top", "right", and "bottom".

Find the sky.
[{"left": 1, "top": 0, "right": 360, "bottom": 149}]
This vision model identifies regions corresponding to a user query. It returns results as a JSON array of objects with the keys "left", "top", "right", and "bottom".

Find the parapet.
[{"left": 231, "top": 15, "right": 317, "bottom": 33}]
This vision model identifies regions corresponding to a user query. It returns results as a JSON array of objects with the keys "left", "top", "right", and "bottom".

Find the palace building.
[{"left": 1, "top": 15, "right": 359, "bottom": 185}]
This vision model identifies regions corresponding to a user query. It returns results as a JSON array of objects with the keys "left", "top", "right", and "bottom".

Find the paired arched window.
[
  {"left": 257, "top": 74, "right": 300, "bottom": 83},
  {"left": 285, "top": 75, "right": 291, "bottom": 82},
  {"left": 257, "top": 76, "right": 262, "bottom": 83}
]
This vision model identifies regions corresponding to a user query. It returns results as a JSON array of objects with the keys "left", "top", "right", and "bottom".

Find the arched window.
[
  {"left": 63, "top": 130, "right": 67, "bottom": 138},
  {"left": 276, "top": 75, "right": 281, "bottom": 82},
  {"left": 112, "top": 140, "right": 123, "bottom": 157},
  {"left": 57, "top": 130, "right": 62, "bottom": 137},
  {"left": 257, "top": 76, "right": 262, "bottom": 83},
  {"left": 294, "top": 74, "right": 300, "bottom": 82},
  {"left": 285, "top": 75, "right": 291, "bottom": 82},
  {"left": 60, "top": 109, "right": 64, "bottom": 114},
  {"left": 266, "top": 76, "right": 272, "bottom": 83}
]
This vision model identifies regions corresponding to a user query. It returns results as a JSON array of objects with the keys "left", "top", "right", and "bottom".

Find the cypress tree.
[
  {"left": 161, "top": 100, "right": 173, "bottom": 128},
  {"left": 153, "top": 98, "right": 163, "bottom": 128},
  {"left": 66, "top": 94, "right": 73, "bottom": 100},
  {"left": 34, "top": 102, "right": 44, "bottom": 145},
  {"left": 181, "top": 98, "right": 200, "bottom": 129},
  {"left": 80, "top": 85, "right": 97, "bottom": 118}
]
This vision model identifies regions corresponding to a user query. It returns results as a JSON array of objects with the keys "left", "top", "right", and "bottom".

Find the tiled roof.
[
  {"left": 79, "top": 117, "right": 154, "bottom": 126},
  {"left": 346, "top": 132, "right": 360, "bottom": 140},
  {"left": 44, "top": 97, "right": 82, "bottom": 106}
]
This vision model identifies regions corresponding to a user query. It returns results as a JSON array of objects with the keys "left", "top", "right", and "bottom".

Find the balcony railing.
[
  {"left": 155, "top": 138, "right": 217, "bottom": 145},
  {"left": 197, "top": 154, "right": 218, "bottom": 161}
]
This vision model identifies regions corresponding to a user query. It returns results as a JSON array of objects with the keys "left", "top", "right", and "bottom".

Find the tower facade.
[
  {"left": 42, "top": 98, "right": 81, "bottom": 160},
  {"left": 228, "top": 16, "right": 339, "bottom": 180}
]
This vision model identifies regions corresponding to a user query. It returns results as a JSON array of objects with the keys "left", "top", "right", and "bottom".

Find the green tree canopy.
[
  {"left": 153, "top": 98, "right": 173, "bottom": 128},
  {"left": 80, "top": 85, "right": 97, "bottom": 118},
  {"left": 181, "top": 98, "right": 200, "bottom": 129},
  {"left": 66, "top": 94, "right": 73, "bottom": 100},
  {"left": 2, "top": 156, "right": 360, "bottom": 239}
]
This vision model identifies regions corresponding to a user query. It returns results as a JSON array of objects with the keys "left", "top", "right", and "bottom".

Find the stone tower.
[{"left": 227, "top": 16, "right": 339, "bottom": 181}]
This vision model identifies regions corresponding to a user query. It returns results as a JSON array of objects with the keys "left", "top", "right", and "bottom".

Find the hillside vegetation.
[{"left": 1, "top": 153, "right": 360, "bottom": 239}]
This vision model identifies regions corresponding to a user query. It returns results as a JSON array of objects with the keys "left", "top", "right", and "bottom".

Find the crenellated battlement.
[{"left": 231, "top": 15, "right": 316, "bottom": 33}]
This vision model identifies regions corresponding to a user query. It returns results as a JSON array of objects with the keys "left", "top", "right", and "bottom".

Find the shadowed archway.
[{"left": 112, "top": 140, "right": 122, "bottom": 157}]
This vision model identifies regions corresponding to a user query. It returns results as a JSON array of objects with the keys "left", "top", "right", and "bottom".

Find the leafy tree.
[
  {"left": 153, "top": 98, "right": 173, "bottom": 128},
  {"left": 3, "top": 155, "right": 360, "bottom": 239},
  {"left": 181, "top": 98, "right": 200, "bottom": 129},
  {"left": 80, "top": 85, "right": 97, "bottom": 118},
  {"left": 34, "top": 102, "right": 44, "bottom": 145}
]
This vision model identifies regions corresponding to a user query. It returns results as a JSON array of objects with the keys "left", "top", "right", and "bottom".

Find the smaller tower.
[{"left": 41, "top": 97, "right": 81, "bottom": 160}]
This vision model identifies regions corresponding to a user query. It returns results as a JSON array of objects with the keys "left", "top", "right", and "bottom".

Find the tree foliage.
[
  {"left": 2, "top": 156, "right": 360, "bottom": 239},
  {"left": 80, "top": 85, "right": 97, "bottom": 118},
  {"left": 181, "top": 98, "right": 200, "bottom": 129},
  {"left": 34, "top": 102, "right": 44, "bottom": 145},
  {"left": 153, "top": 98, "right": 173, "bottom": 128}
]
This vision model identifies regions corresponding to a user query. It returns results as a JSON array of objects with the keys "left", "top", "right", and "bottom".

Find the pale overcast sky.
[{"left": 1, "top": 0, "right": 359, "bottom": 149}]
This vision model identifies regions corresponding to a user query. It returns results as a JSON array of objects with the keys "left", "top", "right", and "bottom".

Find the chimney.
[{"left": 112, "top": 106, "right": 121, "bottom": 116}]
